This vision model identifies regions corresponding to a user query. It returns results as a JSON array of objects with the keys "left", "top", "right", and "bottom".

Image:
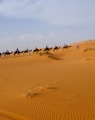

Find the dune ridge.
[{"left": 0, "top": 40, "right": 95, "bottom": 120}]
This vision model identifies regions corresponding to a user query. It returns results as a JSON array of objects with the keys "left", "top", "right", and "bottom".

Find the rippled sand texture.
[{"left": 0, "top": 40, "right": 95, "bottom": 120}]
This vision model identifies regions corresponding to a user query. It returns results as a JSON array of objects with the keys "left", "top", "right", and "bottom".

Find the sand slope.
[{"left": 0, "top": 40, "right": 95, "bottom": 120}]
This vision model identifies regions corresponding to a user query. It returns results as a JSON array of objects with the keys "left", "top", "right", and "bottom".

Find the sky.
[{"left": 0, "top": 0, "right": 95, "bottom": 52}]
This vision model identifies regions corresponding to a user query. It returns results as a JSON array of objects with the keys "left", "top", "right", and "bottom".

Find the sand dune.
[{"left": 0, "top": 40, "right": 95, "bottom": 120}]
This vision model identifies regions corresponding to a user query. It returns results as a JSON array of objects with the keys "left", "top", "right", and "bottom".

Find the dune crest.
[{"left": 0, "top": 40, "right": 95, "bottom": 120}]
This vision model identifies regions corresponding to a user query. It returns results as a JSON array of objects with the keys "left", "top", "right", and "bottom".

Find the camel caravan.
[{"left": 0, "top": 44, "right": 71, "bottom": 58}]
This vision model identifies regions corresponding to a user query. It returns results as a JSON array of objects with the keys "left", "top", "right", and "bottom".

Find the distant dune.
[{"left": 0, "top": 40, "right": 95, "bottom": 120}]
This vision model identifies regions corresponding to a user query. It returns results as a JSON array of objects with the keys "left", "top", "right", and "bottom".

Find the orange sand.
[{"left": 0, "top": 40, "right": 95, "bottom": 120}]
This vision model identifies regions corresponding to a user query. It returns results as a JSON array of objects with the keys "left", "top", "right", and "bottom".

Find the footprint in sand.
[
  {"left": 23, "top": 85, "right": 56, "bottom": 98},
  {"left": 65, "top": 94, "right": 80, "bottom": 102}
]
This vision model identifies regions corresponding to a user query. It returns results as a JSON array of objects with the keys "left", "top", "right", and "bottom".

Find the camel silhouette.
[
  {"left": 54, "top": 46, "right": 60, "bottom": 51},
  {"left": 14, "top": 48, "right": 20, "bottom": 56},
  {"left": 44, "top": 45, "right": 50, "bottom": 51},
  {"left": 33, "top": 48, "right": 40, "bottom": 53},
  {"left": 63, "top": 45, "right": 72, "bottom": 49}
]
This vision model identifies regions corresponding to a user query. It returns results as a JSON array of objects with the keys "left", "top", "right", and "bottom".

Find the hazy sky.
[{"left": 0, "top": 0, "right": 95, "bottom": 52}]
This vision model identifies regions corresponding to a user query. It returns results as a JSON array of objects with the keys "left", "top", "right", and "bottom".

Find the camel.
[
  {"left": 23, "top": 48, "right": 31, "bottom": 56},
  {"left": 54, "top": 46, "right": 60, "bottom": 51},
  {"left": 44, "top": 45, "right": 50, "bottom": 51},
  {"left": 4, "top": 50, "right": 11, "bottom": 56},
  {"left": 33, "top": 48, "right": 40, "bottom": 53},
  {"left": 63, "top": 45, "right": 72, "bottom": 49},
  {"left": 1, "top": 50, "right": 12, "bottom": 57},
  {"left": 14, "top": 48, "right": 21, "bottom": 56}
]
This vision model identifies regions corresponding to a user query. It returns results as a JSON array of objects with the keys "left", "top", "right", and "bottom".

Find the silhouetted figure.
[
  {"left": 44, "top": 45, "right": 50, "bottom": 51},
  {"left": 54, "top": 45, "right": 60, "bottom": 52},
  {"left": 0, "top": 53, "right": 1, "bottom": 57},
  {"left": 23, "top": 48, "right": 30, "bottom": 56},
  {"left": 33, "top": 48, "right": 40, "bottom": 53},
  {"left": 63, "top": 45, "right": 68, "bottom": 49},
  {"left": 3, "top": 50, "right": 12, "bottom": 57},
  {"left": 14, "top": 48, "right": 20, "bottom": 56},
  {"left": 63, "top": 44, "right": 72, "bottom": 49}
]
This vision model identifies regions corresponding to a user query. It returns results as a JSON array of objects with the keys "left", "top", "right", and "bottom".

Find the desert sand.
[{"left": 0, "top": 40, "right": 95, "bottom": 120}]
